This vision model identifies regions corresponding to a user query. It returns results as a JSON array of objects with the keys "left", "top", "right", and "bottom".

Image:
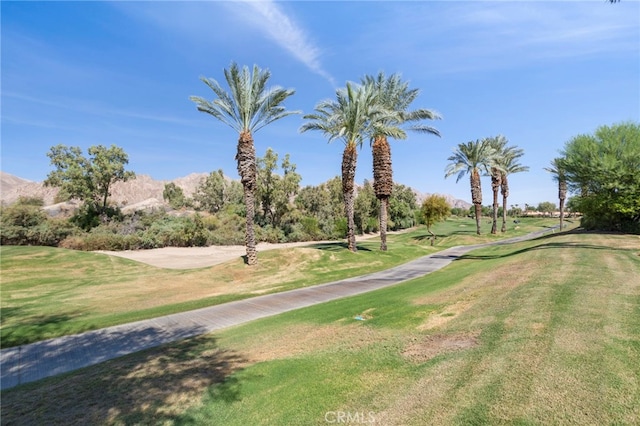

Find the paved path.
[{"left": 0, "top": 227, "right": 556, "bottom": 390}]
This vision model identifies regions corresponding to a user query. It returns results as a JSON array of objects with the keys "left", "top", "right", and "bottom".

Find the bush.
[
  {"left": 0, "top": 204, "right": 77, "bottom": 246},
  {"left": 258, "top": 225, "right": 285, "bottom": 243}
]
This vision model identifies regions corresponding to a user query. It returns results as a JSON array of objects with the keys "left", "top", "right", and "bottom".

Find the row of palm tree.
[
  {"left": 191, "top": 63, "right": 442, "bottom": 264},
  {"left": 190, "top": 62, "right": 531, "bottom": 264},
  {"left": 444, "top": 137, "right": 528, "bottom": 235},
  {"left": 301, "top": 73, "right": 441, "bottom": 252}
]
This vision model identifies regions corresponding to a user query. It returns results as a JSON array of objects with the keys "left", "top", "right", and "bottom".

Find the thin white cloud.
[
  {"left": 239, "top": 0, "right": 336, "bottom": 86},
  {"left": 3, "top": 92, "right": 202, "bottom": 127},
  {"left": 366, "top": 1, "right": 639, "bottom": 75},
  {"left": 113, "top": 1, "right": 335, "bottom": 85}
]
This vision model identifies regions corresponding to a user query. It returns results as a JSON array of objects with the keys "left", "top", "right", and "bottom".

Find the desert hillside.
[{"left": 0, "top": 171, "right": 471, "bottom": 210}]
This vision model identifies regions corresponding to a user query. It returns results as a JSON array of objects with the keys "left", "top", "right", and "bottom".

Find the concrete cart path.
[{"left": 0, "top": 227, "right": 557, "bottom": 390}]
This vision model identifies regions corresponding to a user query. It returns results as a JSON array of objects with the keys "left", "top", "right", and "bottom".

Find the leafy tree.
[
  {"left": 559, "top": 122, "right": 640, "bottom": 232},
  {"left": 362, "top": 72, "right": 441, "bottom": 250},
  {"left": 301, "top": 82, "right": 385, "bottom": 252},
  {"left": 544, "top": 158, "right": 568, "bottom": 229},
  {"left": 450, "top": 207, "right": 467, "bottom": 217},
  {"left": 163, "top": 182, "right": 188, "bottom": 210},
  {"left": 388, "top": 183, "right": 418, "bottom": 230},
  {"left": 277, "top": 153, "right": 302, "bottom": 225},
  {"left": 190, "top": 63, "right": 297, "bottom": 265},
  {"left": 257, "top": 148, "right": 301, "bottom": 227},
  {"left": 44, "top": 144, "right": 135, "bottom": 215},
  {"left": 420, "top": 195, "right": 451, "bottom": 245},
  {"left": 445, "top": 139, "right": 497, "bottom": 235},
  {"left": 193, "top": 170, "right": 226, "bottom": 213},
  {"left": 537, "top": 201, "right": 557, "bottom": 216},
  {"left": 295, "top": 176, "right": 344, "bottom": 238},
  {"left": 354, "top": 180, "right": 378, "bottom": 234}
]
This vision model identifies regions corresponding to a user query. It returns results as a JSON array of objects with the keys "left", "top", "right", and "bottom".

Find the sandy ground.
[{"left": 96, "top": 241, "right": 332, "bottom": 269}]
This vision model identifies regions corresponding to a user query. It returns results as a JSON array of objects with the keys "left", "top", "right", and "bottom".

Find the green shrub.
[{"left": 0, "top": 204, "right": 77, "bottom": 246}]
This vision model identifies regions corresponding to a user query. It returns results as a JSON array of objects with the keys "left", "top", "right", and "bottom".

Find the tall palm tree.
[
  {"left": 544, "top": 158, "right": 567, "bottom": 230},
  {"left": 190, "top": 63, "right": 297, "bottom": 265},
  {"left": 499, "top": 146, "right": 528, "bottom": 232},
  {"left": 301, "top": 82, "right": 383, "bottom": 252},
  {"left": 486, "top": 136, "right": 508, "bottom": 234},
  {"left": 445, "top": 139, "right": 496, "bottom": 235},
  {"left": 362, "top": 72, "right": 441, "bottom": 250}
]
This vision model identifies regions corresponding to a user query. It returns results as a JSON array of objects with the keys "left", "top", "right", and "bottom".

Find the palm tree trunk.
[
  {"left": 559, "top": 180, "right": 567, "bottom": 231},
  {"left": 372, "top": 136, "right": 393, "bottom": 251},
  {"left": 501, "top": 174, "right": 509, "bottom": 232},
  {"left": 470, "top": 169, "right": 482, "bottom": 235},
  {"left": 342, "top": 144, "right": 358, "bottom": 252},
  {"left": 491, "top": 168, "right": 500, "bottom": 234},
  {"left": 379, "top": 197, "right": 389, "bottom": 251},
  {"left": 236, "top": 131, "right": 258, "bottom": 265}
]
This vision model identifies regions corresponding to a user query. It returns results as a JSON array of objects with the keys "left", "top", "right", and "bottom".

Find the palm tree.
[
  {"left": 445, "top": 139, "right": 496, "bottom": 235},
  {"left": 301, "top": 83, "right": 383, "bottom": 252},
  {"left": 499, "top": 146, "right": 528, "bottom": 232},
  {"left": 190, "top": 63, "right": 297, "bottom": 265},
  {"left": 486, "top": 136, "right": 508, "bottom": 234},
  {"left": 544, "top": 158, "right": 567, "bottom": 230},
  {"left": 362, "top": 72, "right": 441, "bottom": 250}
]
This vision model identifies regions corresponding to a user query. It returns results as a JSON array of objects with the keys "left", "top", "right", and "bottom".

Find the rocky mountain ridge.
[{"left": 0, "top": 171, "right": 471, "bottom": 211}]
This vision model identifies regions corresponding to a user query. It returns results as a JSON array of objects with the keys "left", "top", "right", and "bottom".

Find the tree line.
[
  {"left": 0, "top": 146, "right": 420, "bottom": 250},
  {"left": 3, "top": 63, "right": 637, "bottom": 255}
]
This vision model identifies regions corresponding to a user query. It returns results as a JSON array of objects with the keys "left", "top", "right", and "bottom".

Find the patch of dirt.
[
  {"left": 96, "top": 235, "right": 376, "bottom": 270},
  {"left": 95, "top": 241, "right": 321, "bottom": 269},
  {"left": 402, "top": 332, "right": 480, "bottom": 364}
]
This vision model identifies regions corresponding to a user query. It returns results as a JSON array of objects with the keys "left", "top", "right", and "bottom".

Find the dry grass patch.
[
  {"left": 228, "top": 322, "right": 391, "bottom": 364},
  {"left": 402, "top": 332, "right": 480, "bottom": 364},
  {"left": 418, "top": 300, "right": 474, "bottom": 330}
]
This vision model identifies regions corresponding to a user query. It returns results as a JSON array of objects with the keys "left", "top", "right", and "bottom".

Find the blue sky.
[{"left": 2, "top": 1, "right": 638, "bottom": 208}]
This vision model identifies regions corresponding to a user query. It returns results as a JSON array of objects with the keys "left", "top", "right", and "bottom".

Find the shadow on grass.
[
  {"left": 1, "top": 311, "right": 89, "bottom": 348},
  {"left": 412, "top": 229, "right": 477, "bottom": 242},
  {"left": 1, "top": 334, "right": 247, "bottom": 425},
  {"left": 459, "top": 229, "right": 635, "bottom": 260},
  {"left": 309, "top": 242, "right": 372, "bottom": 252}
]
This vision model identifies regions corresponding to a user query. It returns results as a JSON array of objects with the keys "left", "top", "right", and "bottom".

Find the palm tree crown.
[
  {"left": 363, "top": 72, "right": 441, "bottom": 138},
  {"left": 190, "top": 63, "right": 298, "bottom": 134},
  {"left": 300, "top": 82, "right": 383, "bottom": 149},
  {"left": 445, "top": 139, "right": 496, "bottom": 184}
]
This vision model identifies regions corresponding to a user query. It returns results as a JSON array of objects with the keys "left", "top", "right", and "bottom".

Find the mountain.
[
  {"left": 0, "top": 171, "right": 471, "bottom": 211},
  {"left": 414, "top": 190, "right": 472, "bottom": 210},
  {"left": 0, "top": 172, "right": 209, "bottom": 207}
]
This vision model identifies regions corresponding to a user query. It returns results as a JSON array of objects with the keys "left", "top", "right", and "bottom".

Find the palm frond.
[
  {"left": 191, "top": 62, "right": 297, "bottom": 134},
  {"left": 445, "top": 139, "right": 497, "bottom": 182},
  {"left": 361, "top": 72, "right": 440, "bottom": 142}
]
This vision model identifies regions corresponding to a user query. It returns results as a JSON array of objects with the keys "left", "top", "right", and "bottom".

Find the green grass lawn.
[
  {"left": 1, "top": 228, "right": 637, "bottom": 425},
  {"left": 0, "top": 217, "right": 563, "bottom": 347}
]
